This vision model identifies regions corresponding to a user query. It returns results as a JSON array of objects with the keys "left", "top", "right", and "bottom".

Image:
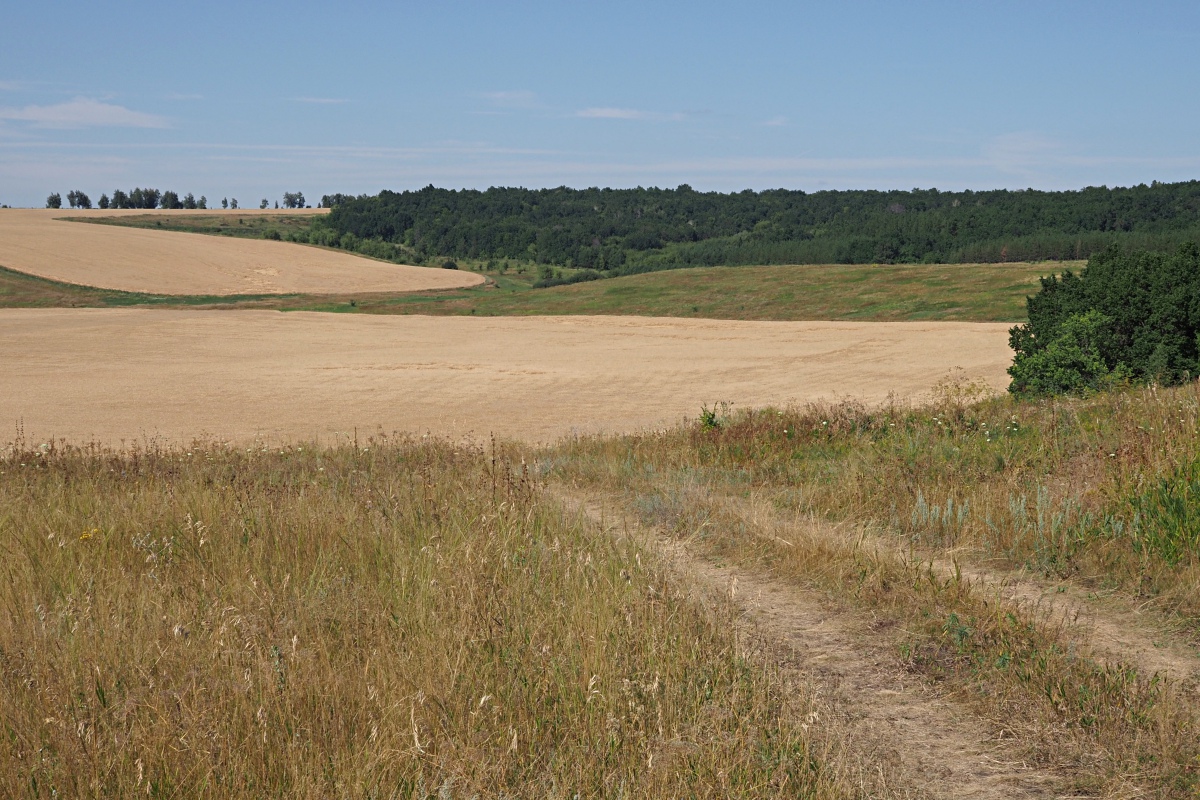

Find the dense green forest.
[{"left": 307, "top": 182, "right": 1200, "bottom": 273}]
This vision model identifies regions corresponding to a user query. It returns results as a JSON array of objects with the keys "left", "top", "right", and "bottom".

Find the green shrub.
[
  {"left": 1008, "top": 310, "right": 1129, "bottom": 395},
  {"left": 1009, "top": 243, "right": 1200, "bottom": 394}
]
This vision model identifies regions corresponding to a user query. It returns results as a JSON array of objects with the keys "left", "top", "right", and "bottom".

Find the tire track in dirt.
[
  {"left": 721, "top": 492, "right": 1200, "bottom": 684},
  {"left": 949, "top": 564, "right": 1200, "bottom": 683},
  {"left": 561, "top": 492, "right": 1065, "bottom": 800}
]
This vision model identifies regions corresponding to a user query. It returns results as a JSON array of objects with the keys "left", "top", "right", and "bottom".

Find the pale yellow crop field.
[
  {"left": 0, "top": 209, "right": 483, "bottom": 295},
  {"left": 0, "top": 309, "right": 1012, "bottom": 446}
]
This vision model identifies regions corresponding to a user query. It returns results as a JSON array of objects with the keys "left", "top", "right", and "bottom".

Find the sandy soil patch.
[
  {"left": 0, "top": 310, "right": 1012, "bottom": 446},
  {"left": 0, "top": 209, "right": 483, "bottom": 295}
]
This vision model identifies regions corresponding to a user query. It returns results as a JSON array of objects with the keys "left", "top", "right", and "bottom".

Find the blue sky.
[{"left": 3, "top": 1, "right": 1199, "bottom": 206}]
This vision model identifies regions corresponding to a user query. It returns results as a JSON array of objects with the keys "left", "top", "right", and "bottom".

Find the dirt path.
[
  {"left": 0, "top": 309, "right": 1013, "bottom": 447},
  {"left": 952, "top": 563, "right": 1200, "bottom": 682},
  {"left": 723, "top": 493, "right": 1200, "bottom": 683},
  {"left": 0, "top": 209, "right": 483, "bottom": 294},
  {"left": 565, "top": 494, "right": 1065, "bottom": 800}
]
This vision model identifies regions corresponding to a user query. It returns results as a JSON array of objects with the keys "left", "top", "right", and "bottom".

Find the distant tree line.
[
  {"left": 105, "top": 189, "right": 208, "bottom": 210},
  {"left": 313, "top": 181, "right": 1200, "bottom": 274},
  {"left": 45, "top": 190, "right": 311, "bottom": 211},
  {"left": 1009, "top": 243, "right": 1200, "bottom": 395},
  {"left": 46, "top": 188, "right": 208, "bottom": 210}
]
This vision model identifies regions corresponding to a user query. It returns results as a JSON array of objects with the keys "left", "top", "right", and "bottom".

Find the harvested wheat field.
[
  {"left": 0, "top": 209, "right": 483, "bottom": 295},
  {"left": 0, "top": 309, "right": 1011, "bottom": 445}
]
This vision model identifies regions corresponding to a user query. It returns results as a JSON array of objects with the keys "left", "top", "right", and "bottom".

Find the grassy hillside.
[
  {"left": 317, "top": 260, "right": 1062, "bottom": 322},
  {"left": 69, "top": 212, "right": 317, "bottom": 240},
  {"left": 0, "top": 258, "right": 1068, "bottom": 323}
]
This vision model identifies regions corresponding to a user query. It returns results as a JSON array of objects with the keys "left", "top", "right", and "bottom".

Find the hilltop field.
[
  {"left": 0, "top": 209, "right": 483, "bottom": 295},
  {"left": 2, "top": 211, "right": 1198, "bottom": 798}
]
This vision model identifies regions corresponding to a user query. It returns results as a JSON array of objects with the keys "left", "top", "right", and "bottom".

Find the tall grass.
[
  {"left": 0, "top": 437, "right": 852, "bottom": 798},
  {"left": 549, "top": 380, "right": 1200, "bottom": 623},
  {"left": 543, "top": 381, "right": 1200, "bottom": 794}
]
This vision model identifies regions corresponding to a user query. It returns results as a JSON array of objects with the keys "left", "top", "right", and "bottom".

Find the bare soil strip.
[
  {"left": 0, "top": 309, "right": 1012, "bottom": 447},
  {"left": 568, "top": 496, "right": 1064, "bottom": 799},
  {"left": 952, "top": 564, "right": 1200, "bottom": 682},
  {"left": 0, "top": 209, "right": 483, "bottom": 295},
  {"left": 728, "top": 494, "right": 1200, "bottom": 682}
]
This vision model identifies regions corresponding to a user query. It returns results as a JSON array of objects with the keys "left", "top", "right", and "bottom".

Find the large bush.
[{"left": 1009, "top": 243, "right": 1200, "bottom": 394}]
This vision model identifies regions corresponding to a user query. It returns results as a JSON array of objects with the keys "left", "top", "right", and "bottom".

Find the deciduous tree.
[{"left": 66, "top": 190, "right": 92, "bottom": 209}]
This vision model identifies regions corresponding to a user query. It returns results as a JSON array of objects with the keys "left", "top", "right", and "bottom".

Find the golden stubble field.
[
  {"left": 0, "top": 309, "right": 1012, "bottom": 445},
  {"left": 0, "top": 213, "right": 1015, "bottom": 445},
  {"left": 0, "top": 209, "right": 483, "bottom": 295}
]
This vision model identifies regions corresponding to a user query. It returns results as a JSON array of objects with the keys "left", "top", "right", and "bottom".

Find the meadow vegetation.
[
  {"left": 0, "top": 257, "right": 1063, "bottom": 324},
  {"left": 74, "top": 213, "right": 316, "bottom": 242},
  {"left": 0, "top": 435, "right": 862, "bottom": 799},
  {"left": 544, "top": 381, "right": 1200, "bottom": 795},
  {"left": 75, "top": 213, "right": 422, "bottom": 268}
]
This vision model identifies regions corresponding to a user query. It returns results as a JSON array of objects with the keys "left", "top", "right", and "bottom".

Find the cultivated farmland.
[
  {"left": 3, "top": 214, "right": 1198, "bottom": 798},
  {"left": 0, "top": 209, "right": 483, "bottom": 295},
  {"left": 0, "top": 308, "right": 1011, "bottom": 446}
]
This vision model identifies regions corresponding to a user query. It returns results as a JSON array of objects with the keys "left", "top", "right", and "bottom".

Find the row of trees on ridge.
[{"left": 46, "top": 190, "right": 311, "bottom": 210}]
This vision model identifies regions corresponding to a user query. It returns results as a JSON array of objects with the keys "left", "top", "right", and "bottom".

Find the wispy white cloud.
[
  {"left": 0, "top": 80, "right": 24, "bottom": 92},
  {"left": 577, "top": 107, "right": 643, "bottom": 120},
  {"left": 166, "top": 92, "right": 204, "bottom": 101},
  {"left": 576, "top": 107, "right": 685, "bottom": 122},
  {"left": 981, "top": 132, "right": 1062, "bottom": 177},
  {"left": 482, "top": 90, "right": 540, "bottom": 109},
  {"left": 763, "top": 116, "right": 787, "bottom": 127},
  {"left": 295, "top": 96, "right": 349, "bottom": 104},
  {"left": 0, "top": 97, "right": 168, "bottom": 129}
]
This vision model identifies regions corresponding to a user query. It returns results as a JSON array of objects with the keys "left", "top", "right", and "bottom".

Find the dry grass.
[
  {"left": 544, "top": 382, "right": 1200, "bottom": 795},
  {"left": 0, "top": 435, "right": 866, "bottom": 799},
  {"left": 550, "top": 379, "right": 1200, "bottom": 627}
]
